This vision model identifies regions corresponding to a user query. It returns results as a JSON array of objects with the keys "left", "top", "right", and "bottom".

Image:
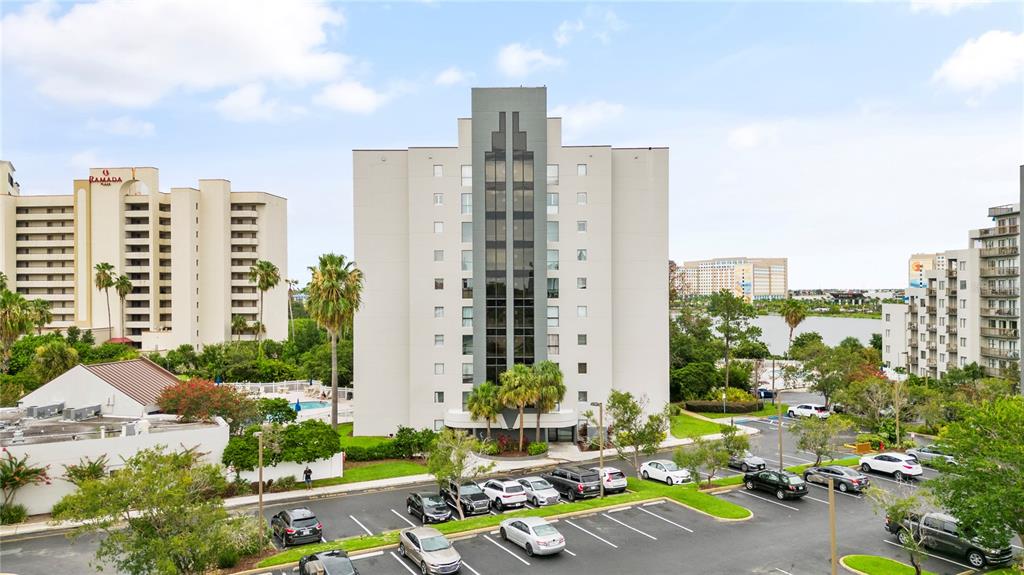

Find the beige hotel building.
[
  {"left": 680, "top": 257, "right": 788, "bottom": 301},
  {"left": 353, "top": 87, "right": 669, "bottom": 438},
  {"left": 0, "top": 161, "right": 288, "bottom": 350}
]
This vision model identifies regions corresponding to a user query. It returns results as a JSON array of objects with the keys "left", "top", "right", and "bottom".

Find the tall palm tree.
[
  {"left": 780, "top": 299, "right": 808, "bottom": 355},
  {"left": 114, "top": 275, "right": 133, "bottom": 339},
  {"left": 29, "top": 299, "right": 52, "bottom": 335},
  {"left": 0, "top": 271, "right": 7, "bottom": 292},
  {"left": 231, "top": 314, "right": 248, "bottom": 343},
  {"left": 34, "top": 339, "right": 79, "bottom": 383},
  {"left": 286, "top": 278, "right": 298, "bottom": 340},
  {"left": 498, "top": 363, "right": 539, "bottom": 452},
  {"left": 248, "top": 260, "right": 281, "bottom": 357},
  {"left": 93, "top": 263, "right": 116, "bottom": 340},
  {"left": 466, "top": 381, "right": 501, "bottom": 440},
  {"left": 532, "top": 361, "right": 565, "bottom": 444},
  {"left": 307, "top": 253, "right": 364, "bottom": 429},
  {"left": 0, "top": 290, "right": 33, "bottom": 372}
]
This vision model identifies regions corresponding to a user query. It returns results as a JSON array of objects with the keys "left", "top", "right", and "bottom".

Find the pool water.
[{"left": 293, "top": 401, "right": 330, "bottom": 410}]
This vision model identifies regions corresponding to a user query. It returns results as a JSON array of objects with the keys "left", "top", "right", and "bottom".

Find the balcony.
[
  {"left": 16, "top": 252, "right": 74, "bottom": 261},
  {"left": 231, "top": 237, "right": 259, "bottom": 246},
  {"left": 21, "top": 292, "right": 73, "bottom": 302},
  {"left": 947, "top": 343, "right": 958, "bottom": 353},
  {"left": 946, "top": 268, "right": 958, "bottom": 278},
  {"left": 15, "top": 212, "right": 73, "bottom": 222},
  {"left": 981, "top": 327, "right": 1018, "bottom": 338},
  {"left": 980, "top": 267, "right": 1018, "bottom": 278},
  {"left": 124, "top": 236, "right": 151, "bottom": 246},
  {"left": 231, "top": 223, "right": 259, "bottom": 232},
  {"left": 947, "top": 325, "right": 958, "bottom": 335},
  {"left": 926, "top": 288, "right": 937, "bottom": 296},
  {"left": 980, "top": 287, "right": 1020, "bottom": 298},
  {"left": 124, "top": 223, "right": 150, "bottom": 233},
  {"left": 984, "top": 366, "right": 1013, "bottom": 378},
  {"left": 231, "top": 208, "right": 258, "bottom": 218},
  {"left": 15, "top": 280, "right": 73, "bottom": 289},
  {"left": 926, "top": 324, "right": 937, "bottom": 333},
  {"left": 980, "top": 307, "right": 1018, "bottom": 318},
  {"left": 970, "top": 224, "right": 1019, "bottom": 239},
  {"left": 926, "top": 358, "right": 937, "bottom": 368},
  {"left": 927, "top": 342, "right": 937, "bottom": 352},
  {"left": 980, "top": 246, "right": 1019, "bottom": 258},
  {"left": 231, "top": 307, "right": 258, "bottom": 315},
  {"left": 988, "top": 204, "right": 1018, "bottom": 218},
  {"left": 980, "top": 347, "right": 1019, "bottom": 360},
  {"left": 15, "top": 238, "right": 74, "bottom": 248}
]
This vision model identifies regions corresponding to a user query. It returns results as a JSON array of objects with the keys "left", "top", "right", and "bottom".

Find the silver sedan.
[{"left": 499, "top": 516, "right": 566, "bottom": 556}]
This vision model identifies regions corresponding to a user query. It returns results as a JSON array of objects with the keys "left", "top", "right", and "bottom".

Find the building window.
[
  {"left": 434, "top": 363, "right": 445, "bottom": 375},
  {"left": 462, "top": 306, "right": 473, "bottom": 327},
  {"left": 462, "top": 391, "right": 470, "bottom": 410},
  {"left": 547, "top": 164, "right": 559, "bottom": 185},
  {"left": 547, "top": 249, "right": 559, "bottom": 270},
  {"left": 434, "top": 221, "right": 444, "bottom": 234},
  {"left": 435, "top": 334, "right": 444, "bottom": 346},
  {"left": 578, "top": 391, "right": 588, "bottom": 402},
  {"left": 577, "top": 249, "right": 587, "bottom": 262},
  {"left": 461, "top": 193, "right": 472, "bottom": 215},
  {"left": 885, "top": 345, "right": 891, "bottom": 353},
  {"left": 434, "top": 306, "right": 445, "bottom": 318},
  {"left": 461, "top": 250, "right": 473, "bottom": 272},
  {"left": 462, "top": 334, "right": 473, "bottom": 355},
  {"left": 462, "top": 278, "right": 473, "bottom": 299},
  {"left": 577, "top": 277, "right": 587, "bottom": 289},
  {"left": 547, "top": 306, "right": 559, "bottom": 327},
  {"left": 577, "top": 220, "right": 587, "bottom": 233},
  {"left": 433, "top": 164, "right": 444, "bottom": 177},
  {"left": 434, "top": 193, "right": 444, "bottom": 206},
  {"left": 462, "top": 363, "right": 473, "bottom": 383},
  {"left": 461, "top": 165, "right": 472, "bottom": 187},
  {"left": 547, "top": 221, "right": 559, "bottom": 242},
  {"left": 578, "top": 362, "right": 588, "bottom": 374},
  {"left": 578, "top": 334, "right": 587, "bottom": 345},
  {"left": 547, "top": 334, "right": 560, "bottom": 355},
  {"left": 577, "top": 192, "right": 588, "bottom": 205},
  {"left": 577, "top": 305, "right": 588, "bottom": 318},
  {"left": 435, "top": 278, "right": 444, "bottom": 290},
  {"left": 885, "top": 313, "right": 890, "bottom": 322},
  {"left": 434, "top": 249, "right": 444, "bottom": 262},
  {"left": 462, "top": 222, "right": 472, "bottom": 243},
  {"left": 547, "top": 193, "right": 559, "bottom": 214},
  {"left": 577, "top": 164, "right": 587, "bottom": 176},
  {"left": 547, "top": 277, "right": 559, "bottom": 299}
]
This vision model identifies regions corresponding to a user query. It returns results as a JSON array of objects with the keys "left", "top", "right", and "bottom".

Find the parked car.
[
  {"left": 728, "top": 450, "right": 767, "bottom": 473},
  {"left": 906, "top": 444, "right": 957, "bottom": 466},
  {"left": 297, "top": 550, "right": 359, "bottom": 575},
  {"left": 499, "top": 516, "right": 566, "bottom": 556},
  {"left": 859, "top": 452, "right": 923, "bottom": 481},
  {"left": 407, "top": 492, "right": 452, "bottom": 524},
  {"left": 787, "top": 404, "right": 830, "bottom": 418},
  {"left": 516, "top": 476, "right": 561, "bottom": 506},
  {"left": 543, "top": 466, "right": 601, "bottom": 501},
  {"left": 755, "top": 387, "right": 775, "bottom": 399},
  {"left": 886, "top": 512, "right": 1014, "bottom": 569},
  {"left": 270, "top": 508, "right": 323, "bottom": 547},
  {"left": 440, "top": 479, "right": 491, "bottom": 516},
  {"left": 590, "top": 466, "right": 628, "bottom": 494},
  {"left": 639, "top": 459, "right": 693, "bottom": 485},
  {"left": 480, "top": 478, "right": 528, "bottom": 511},
  {"left": 743, "top": 469, "right": 808, "bottom": 500},
  {"left": 802, "top": 465, "right": 871, "bottom": 493},
  {"left": 398, "top": 527, "right": 462, "bottom": 574}
]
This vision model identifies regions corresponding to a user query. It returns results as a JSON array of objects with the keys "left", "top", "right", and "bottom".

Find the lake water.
[{"left": 752, "top": 315, "right": 882, "bottom": 355}]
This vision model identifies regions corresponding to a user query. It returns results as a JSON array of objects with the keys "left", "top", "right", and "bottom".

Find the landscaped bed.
[
  {"left": 700, "top": 403, "right": 789, "bottom": 419},
  {"left": 842, "top": 554, "right": 937, "bottom": 575}
]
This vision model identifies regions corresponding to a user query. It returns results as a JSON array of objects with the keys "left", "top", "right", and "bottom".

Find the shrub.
[
  {"left": 0, "top": 503, "right": 27, "bottom": 525},
  {"left": 270, "top": 475, "right": 297, "bottom": 492},
  {"left": 668, "top": 403, "right": 685, "bottom": 416},
  {"left": 392, "top": 426, "right": 438, "bottom": 458},
  {"left": 527, "top": 442, "right": 548, "bottom": 456},
  {"left": 704, "top": 386, "right": 755, "bottom": 402},
  {"left": 856, "top": 433, "right": 884, "bottom": 450},
  {"left": 343, "top": 442, "right": 399, "bottom": 462},
  {"left": 216, "top": 548, "right": 240, "bottom": 569},
  {"left": 478, "top": 440, "right": 499, "bottom": 456},
  {"left": 223, "top": 420, "right": 342, "bottom": 471},
  {"left": 684, "top": 400, "right": 763, "bottom": 414},
  {"left": 496, "top": 435, "right": 514, "bottom": 454}
]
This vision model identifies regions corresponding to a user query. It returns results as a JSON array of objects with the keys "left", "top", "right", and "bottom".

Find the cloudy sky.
[{"left": 2, "top": 0, "right": 1021, "bottom": 288}]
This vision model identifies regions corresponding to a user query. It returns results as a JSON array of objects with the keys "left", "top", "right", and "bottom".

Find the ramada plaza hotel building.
[{"left": 353, "top": 87, "right": 669, "bottom": 439}]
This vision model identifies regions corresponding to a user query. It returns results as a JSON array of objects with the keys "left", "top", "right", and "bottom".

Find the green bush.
[
  {"left": 0, "top": 503, "right": 27, "bottom": 525},
  {"left": 270, "top": 475, "right": 297, "bottom": 492},
  {"left": 343, "top": 443, "right": 399, "bottom": 461},
  {"left": 478, "top": 440, "right": 499, "bottom": 456},
  {"left": 527, "top": 442, "right": 548, "bottom": 456},
  {"left": 705, "top": 386, "right": 755, "bottom": 402},
  {"left": 216, "top": 548, "right": 240, "bottom": 569},
  {"left": 684, "top": 400, "right": 763, "bottom": 414}
]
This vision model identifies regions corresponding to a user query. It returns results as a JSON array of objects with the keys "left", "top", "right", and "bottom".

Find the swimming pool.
[{"left": 293, "top": 401, "right": 330, "bottom": 410}]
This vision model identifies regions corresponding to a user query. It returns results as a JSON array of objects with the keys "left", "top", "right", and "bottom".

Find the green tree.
[
  {"left": 869, "top": 333, "right": 883, "bottom": 351},
  {"left": 670, "top": 362, "right": 719, "bottom": 402},
  {"left": 465, "top": 381, "right": 501, "bottom": 440},
  {"left": 28, "top": 299, "right": 52, "bottom": 336},
  {"left": 789, "top": 331, "right": 824, "bottom": 360},
  {"left": 0, "top": 290, "right": 33, "bottom": 372},
  {"left": 719, "top": 424, "right": 750, "bottom": 459},
  {"left": 33, "top": 339, "right": 79, "bottom": 383},
  {"left": 93, "top": 263, "right": 116, "bottom": 339},
  {"left": 425, "top": 428, "right": 495, "bottom": 520},
  {"left": 673, "top": 439, "right": 708, "bottom": 486},
  {"left": 286, "top": 278, "right": 298, "bottom": 340},
  {"left": 533, "top": 361, "right": 565, "bottom": 444},
  {"left": 498, "top": 363, "right": 538, "bottom": 452},
  {"left": 248, "top": 260, "right": 281, "bottom": 355},
  {"left": 586, "top": 390, "right": 670, "bottom": 477},
  {"left": 231, "top": 314, "right": 248, "bottom": 343},
  {"left": 257, "top": 397, "right": 297, "bottom": 424},
  {"left": 114, "top": 274, "right": 133, "bottom": 339},
  {"left": 792, "top": 415, "right": 852, "bottom": 465},
  {"left": 779, "top": 299, "right": 807, "bottom": 353},
  {"left": 0, "top": 271, "right": 6, "bottom": 292},
  {"left": 62, "top": 455, "right": 109, "bottom": 487},
  {"left": 707, "top": 290, "right": 760, "bottom": 393},
  {"left": 0, "top": 449, "right": 51, "bottom": 514},
  {"left": 865, "top": 486, "right": 932, "bottom": 575}
]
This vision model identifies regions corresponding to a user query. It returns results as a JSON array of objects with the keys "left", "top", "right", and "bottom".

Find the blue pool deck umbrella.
[{"left": 294, "top": 399, "right": 302, "bottom": 412}]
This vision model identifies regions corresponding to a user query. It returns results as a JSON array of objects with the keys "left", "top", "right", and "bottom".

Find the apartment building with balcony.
[
  {"left": 0, "top": 161, "right": 287, "bottom": 350},
  {"left": 680, "top": 257, "right": 788, "bottom": 301},
  {"left": 353, "top": 87, "right": 668, "bottom": 438}
]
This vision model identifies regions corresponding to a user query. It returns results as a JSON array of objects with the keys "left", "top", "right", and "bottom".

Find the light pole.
[
  {"left": 828, "top": 477, "right": 838, "bottom": 575},
  {"left": 721, "top": 389, "right": 726, "bottom": 414},
  {"left": 254, "top": 431, "right": 265, "bottom": 524},
  {"left": 590, "top": 401, "right": 605, "bottom": 498}
]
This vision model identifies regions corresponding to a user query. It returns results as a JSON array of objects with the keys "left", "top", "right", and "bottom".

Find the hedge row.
[{"left": 684, "top": 400, "right": 765, "bottom": 414}]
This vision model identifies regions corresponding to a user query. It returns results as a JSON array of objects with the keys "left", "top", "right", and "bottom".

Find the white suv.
[
  {"left": 480, "top": 478, "right": 528, "bottom": 511},
  {"left": 787, "top": 403, "right": 830, "bottom": 419},
  {"left": 590, "top": 466, "right": 628, "bottom": 494},
  {"left": 859, "top": 452, "right": 923, "bottom": 481}
]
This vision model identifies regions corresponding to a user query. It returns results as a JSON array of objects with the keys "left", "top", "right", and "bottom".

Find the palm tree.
[
  {"left": 532, "top": 361, "right": 565, "bottom": 444},
  {"left": 34, "top": 339, "right": 79, "bottom": 383},
  {"left": 29, "top": 299, "right": 52, "bottom": 335},
  {"left": 0, "top": 290, "right": 33, "bottom": 372},
  {"left": 498, "top": 363, "right": 539, "bottom": 452},
  {"left": 93, "top": 263, "right": 116, "bottom": 340},
  {"left": 466, "top": 381, "right": 501, "bottom": 440},
  {"left": 114, "top": 275, "right": 133, "bottom": 338},
  {"left": 248, "top": 260, "right": 281, "bottom": 356},
  {"left": 231, "top": 314, "right": 248, "bottom": 343},
  {"left": 307, "top": 253, "right": 364, "bottom": 429},
  {"left": 780, "top": 299, "right": 808, "bottom": 355},
  {"left": 286, "top": 278, "right": 298, "bottom": 340},
  {"left": 0, "top": 271, "right": 7, "bottom": 292}
]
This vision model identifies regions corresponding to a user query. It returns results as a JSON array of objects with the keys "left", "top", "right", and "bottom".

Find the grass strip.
[
  {"left": 669, "top": 413, "right": 728, "bottom": 439},
  {"left": 337, "top": 422, "right": 392, "bottom": 449},
  {"left": 842, "top": 554, "right": 938, "bottom": 575},
  {"left": 626, "top": 479, "right": 751, "bottom": 520},
  {"left": 310, "top": 460, "right": 428, "bottom": 488}
]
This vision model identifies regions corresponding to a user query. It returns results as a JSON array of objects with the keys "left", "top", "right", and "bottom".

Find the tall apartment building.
[
  {"left": 353, "top": 87, "right": 668, "bottom": 438},
  {"left": 680, "top": 257, "right": 788, "bottom": 301},
  {"left": 882, "top": 203, "right": 1019, "bottom": 379},
  {"left": 0, "top": 161, "right": 287, "bottom": 350}
]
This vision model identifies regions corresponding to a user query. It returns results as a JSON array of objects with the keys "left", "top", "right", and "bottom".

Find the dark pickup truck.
[
  {"left": 543, "top": 466, "right": 602, "bottom": 501},
  {"left": 440, "top": 478, "right": 491, "bottom": 517},
  {"left": 886, "top": 512, "right": 1014, "bottom": 569}
]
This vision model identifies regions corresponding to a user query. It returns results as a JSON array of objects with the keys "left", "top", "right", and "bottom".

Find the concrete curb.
[{"left": 838, "top": 555, "right": 866, "bottom": 574}]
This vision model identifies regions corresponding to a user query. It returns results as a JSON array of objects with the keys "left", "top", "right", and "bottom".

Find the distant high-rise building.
[{"left": 680, "top": 257, "right": 788, "bottom": 301}]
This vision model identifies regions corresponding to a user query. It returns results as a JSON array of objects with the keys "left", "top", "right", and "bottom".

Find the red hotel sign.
[{"left": 88, "top": 169, "right": 122, "bottom": 186}]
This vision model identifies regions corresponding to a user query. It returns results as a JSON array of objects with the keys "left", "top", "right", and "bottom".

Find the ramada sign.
[{"left": 89, "top": 169, "right": 122, "bottom": 186}]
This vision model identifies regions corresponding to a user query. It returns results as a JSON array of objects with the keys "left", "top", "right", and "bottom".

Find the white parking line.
[
  {"left": 564, "top": 549, "right": 577, "bottom": 557},
  {"left": 606, "top": 506, "right": 632, "bottom": 514},
  {"left": 349, "top": 515, "right": 373, "bottom": 536},
  {"left": 782, "top": 453, "right": 816, "bottom": 464},
  {"left": 1012, "top": 544, "right": 1023, "bottom": 550},
  {"left": 803, "top": 495, "right": 831, "bottom": 505},
  {"left": 483, "top": 535, "right": 530, "bottom": 565},
  {"left": 391, "top": 509, "right": 417, "bottom": 528},
  {"left": 390, "top": 551, "right": 417, "bottom": 574},
  {"left": 775, "top": 569, "right": 794, "bottom": 575},
  {"left": 641, "top": 500, "right": 664, "bottom": 506},
  {"left": 601, "top": 513, "right": 657, "bottom": 540},
  {"left": 864, "top": 473, "right": 920, "bottom": 488},
  {"left": 881, "top": 540, "right": 973, "bottom": 570},
  {"left": 461, "top": 561, "right": 483, "bottom": 575},
  {"left": 737, "top": 490, "right": 800, "bottom": 511},
  {"left": 351, "top": 551, "right": 384, "bottom": 560},
  {"left": 564, "top": 519, "right": 619, "bottom": 548},
  {"left": 637, "top": 506, "right": 694, "bottom": 533},
  {"left": 523, "top": 502, "right": 537, "bottom": 509}
]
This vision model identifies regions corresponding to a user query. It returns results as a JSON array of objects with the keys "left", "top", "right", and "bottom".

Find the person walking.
[{"left": 303, "top": 466, "right": 313, "bottom": 490}]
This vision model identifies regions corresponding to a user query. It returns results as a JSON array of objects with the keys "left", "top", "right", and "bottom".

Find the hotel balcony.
[
  {"left": 947, "top": 343, "right": 958, "bottom": 354},
  {"left": 980, "top": 287, "right": 1020, "bottom": 298},
  {"left": 970, "top": 224, "right": 1019, "bottom": 240},
  {"left": 947, "top": 325, "right": 958, "bottom": 335},
  {"left": 946, "top": 268, "right": 958, "bottom": 278},
  {"left": 231, "top": 223, "right": 259, "bottom": 232},
  {"left": 980, "top": 347, "right": 1019, "bottom": 360},
  {"left": 983, "top": 366, "right": 1014, "bottom": 378},
  {"left": 15, "top": 212, "right": 73, "bottom": 221},
  {"left": 124, "top": 223, "right": 150, "bottom": 233},
  {"left": 980, "top": 246, "right": 1019, "bottom": 258},
  {"left": 16, "top": 252, "right": 74, "bottom": 261},
  {"left": 15, "top": 280, "right": 73, "bottom": 289},
  {"left": 980, "top": 267, "right": 1018, "bottom": 278},
  {"left": 231, "top": 237, "right": 259, "bottom": 246},
  {"left": 980, "top": 307, "right": 1018, "bottom": 318},
  {"left": 980, "top": 327, "right": 1019, "bottom": 339},
  {"left": 231, "top": 208, "right": 258, "bottom": 218},
  {"left": 987, "top": 204, "right": 1018, "bottom": 218},
  {"left": 15, "top": 238, "right": 74, "bottom": 248}
]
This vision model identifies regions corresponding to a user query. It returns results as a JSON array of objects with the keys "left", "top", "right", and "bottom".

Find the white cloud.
[
  {"left": 314, "top": 81, "right": 389, "bottom": 114},
  {"left": 550, "top": 101, "right": 624, "bottom": 140},
  {"left": 86, "top": 116, "right": 155, "bottom": 137},
  {"left": 434, "top": 66, "right": 468, "bottom": 86},
  {"left": 727, "top": 123, "right": 778, "bottom": 150},
  {"left": 933, "top": 30, "right": 1024, "bottom": 94},
  {"left": 69, "top": 149, "right": 103, "bottom": 171},
  {"left": 554, "top": 20, "right": 584, "bottom": 47},
  {"left": 2, "top": 0, "right": 347, "bottom": 107},
  {"left": 496, "top": 44, "right": 563, "bottom": 78},
  {"left": 553, "top": 8, "right": 625, "bottom": 47},
  {"left": 910, "top": 0, "right": 990, "bottom": 15},
  {"left": 215, "top": 84, "right": 282, "bottom": 122}
]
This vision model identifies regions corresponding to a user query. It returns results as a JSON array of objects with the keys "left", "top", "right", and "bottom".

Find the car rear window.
[
  {"left": 531, "top": 480, "right": 552, "bottom": 490},
  {"left": 506, "top": 485, "right": 524, "bottom": 493},
  {"left": 533, "top": 524, "right": 558, "bottom": 536},
  {"left": 814, "top": 406, "right": 828, "bottom": 412},
  {"left": 786, "top": 476, "right": 805, "bottom": 486},
  {"left": 608, "top": 471, "right": 626, "bottom": 480},
  {"left": 294, "top": 518, "right": 319, "bottom": 528},
  {"left": 423, "top": 495, "right": 445, "bottom": 506},
  {"left": 580, "top": 472, "right": 600, "bottom": 483}
]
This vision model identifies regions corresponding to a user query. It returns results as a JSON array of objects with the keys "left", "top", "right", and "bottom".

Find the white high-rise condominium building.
[
  {"left": 680, "top": 257, "right": 788, "bottom": 301},
  {"left": 882, "top": 202, "right": 1019, "bottom": 379},
  {"left": 353, "top": 87, "right": 669, "bottom": 438},
  {"left": 0, "top": 161, "right": 288, "bottom": 350}
]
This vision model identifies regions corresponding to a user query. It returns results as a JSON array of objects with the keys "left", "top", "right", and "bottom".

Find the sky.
[{"left": 1, "top": 0, "right": 1022, "bottom": 289}]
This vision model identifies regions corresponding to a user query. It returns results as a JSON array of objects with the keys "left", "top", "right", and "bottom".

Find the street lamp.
[
  {"left": 721, "top": 389, "right": 727, "bottom": 414},
  {"left": 590, "top": 401, "right": 605, "bottom": 498},
  {"left": 253, "top": 431, "right": 265, "bottom": 524}
]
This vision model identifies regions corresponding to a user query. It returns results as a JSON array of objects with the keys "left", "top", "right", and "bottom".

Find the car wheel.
[
  {"left": 495, "top": 499, "right": 504, "bottom": 511},
  {"left": 642, "top": 470, "right": 649, "bottom": 480},
  {"left": 776, "top": 489, "right": 786, "bottom": 500},
  {"left": 839, "top": 482, "right": 849, "bottom": 493},
  {"left": 741, "top": 463, "right": 749, "bottom": 472},
  {"left": 860, "top": 463, "right": 872, "bottom": 473},
  {"left": 567, "top": 490, "right": 576, "bottom": 502},
  {"left": 407, "top": 504, "right": 414, "bottom": 517},
  {"left": 966, "top": 550, "right": 986, "bottom": 568},
  {"left": 665, "top": 476, "right": 674, "bottom": 486},
  {"left": 500, "top": 527, "right": 508, "bottom": 541},
  {"left": 745, "top": 480, "right": 755, "bottom": 490},
  {"left": 787, "top": 410, "right": 795, "bottom": 418},
  {"left": 398, "top": 543, "right": 407, "bottom": 557},
  {"left": 420, "top": 560, "right": 429, "bottom": 575},
  {"left": 897, "top": 530, "right": 911, "bottom": 546},
  {"left": 531, "top": 496, "right": 538, "bottom": 506},
  {"left": 894, "top": 471, "right": 904, "bottom": 482},
  {"left": 525, "top": 543, "right": 534, "bottom": 557}
]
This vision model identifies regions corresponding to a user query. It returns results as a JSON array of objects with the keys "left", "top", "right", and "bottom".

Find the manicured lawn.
[
  {"left": 670, "top": 413, "right": 727, "bottom": 439},
  {"left": 843, "top": 554, "right": 937, "bottom": 575},
  {"left": 627, "top": 478, "right": 751, "bottom": 520},
  {"left": 705, "top": 456, "right": 861, "bottom": 488},
  {"left": 337, "top": 422, "right": 391, "bottom": 449},
  {"left": 700, "top": 403, "right": 789, "bottom": 419},
  {"left": 311, "top": 460, "right": 428, "bottom": 488}
]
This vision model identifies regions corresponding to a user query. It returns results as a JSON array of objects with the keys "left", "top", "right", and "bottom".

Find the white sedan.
[
  {"left": 639, "top": 459, "right": 692, "bottom": 485},
  {"left": 516, "top": 476, "right": 561, "bottom": 507},
  {"left": 859, "top": 452, "right": 923, "bottom": 481},
  {"left": 499, "top": 517, "right": 565, "bottom": 556}
]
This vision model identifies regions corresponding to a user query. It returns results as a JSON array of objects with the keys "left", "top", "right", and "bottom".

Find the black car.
[
  {"left": 440, "top": 479, "right": 490, "bottom": 516},
  {"left": 803, "top": 465, "right": 871, "bottom": 493},
  {"left": 542, "top": 466, "right": 601, "bottom": 501},
  {"left": 270, "top": 508, "right": 322, "bottom": 547},
  {"left": 887, "top": 512, "right": 1014, "bottom": 569},
  {"left": 298, "top": 549, "right": 359, "bottom": 575},
  {"left": 743, "top": 469, "right": 808, "bottom": 500},
  {"left": 755, "top": 388, "right": 775, "bottom": 399},
  {"left": 407, "top": 491, "right": 452, "bottom": 523}
]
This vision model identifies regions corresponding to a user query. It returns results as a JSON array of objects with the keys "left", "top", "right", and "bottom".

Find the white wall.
[{"left": 238, "top": 453, "right": 343, "bottom": 484}]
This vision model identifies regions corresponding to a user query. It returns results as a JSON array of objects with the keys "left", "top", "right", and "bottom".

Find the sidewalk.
[{"left": 0, "top": 417, "right": 758, "bottom": 539}]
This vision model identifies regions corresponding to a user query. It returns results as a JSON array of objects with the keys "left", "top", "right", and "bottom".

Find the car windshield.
[
  {"left": 580, "top": 472, "right": 600, "bottom": 482},
  {"left": 459, "top": 484, "right": 483, "bottom": 495},
  {"left": 662, "top": 462, "right": 680, "bottom": 472},
  {"left": 786, "top": 476, "right": 805, "bottom": 485},
  {"left": 420, "top": 535, "right": 451, "bottom": 552},
  {"left": 422, "top": 495, "right": 445, "bottom": 506},
  {"left": 320, "top": 557, "right": 357, "bottom": 575},
  {"left": 530, "top": 480, "right": 552, "bottom": 490},
  {"left": 532, "top": 524, "right": 559, "bottom": 536},
  {"left": 294, "top": 518, "right": 319, "bottom": 528},
  {"left": 505, "top": 485, "right": 524, "bottom": 493}
]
